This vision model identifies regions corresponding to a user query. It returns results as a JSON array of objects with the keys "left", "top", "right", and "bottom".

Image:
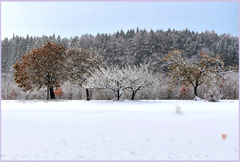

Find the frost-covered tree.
[
  {"left": 13, "top": 41, "right": 67, "bottom": 100},
  {"left": 65, "top": 47, "right": 103, "bottom": 100},
  {"left": 84, "top": 66, "right": 126, "bottom": 100},
  {"left": 164, "top": 49, "right": 226, "bottom": 98},
  {"left": 123, "top": 64, "right": 160, "bottom": 100},
  {"left": 84, "top": 64, "right": 159, "bottom": 100}
]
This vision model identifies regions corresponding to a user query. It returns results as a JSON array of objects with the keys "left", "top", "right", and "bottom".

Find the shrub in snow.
[
  {"left": 204, "top": 86, "right": 223, "bottom": 102},
  {"left": 175, "top": 104, "right": 182, "bottom": 114}
]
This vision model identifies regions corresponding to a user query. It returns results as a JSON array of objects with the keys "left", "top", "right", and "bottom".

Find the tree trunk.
[
  {"left": 47, "top": 86, "right": 50, "bottom": 100},
  {"left": 194, "top": 86, "right": 198, "bottom": 96},
  {"left": 86, "top": 88, "right": 90, "bottom": 101},
  {"left": 117, "top": 89, "right": 120, "bottom": 100},
  {"left": 131, "top": 91, "right": 136, "bottom": 100},
  {"left": 50, "top": 87, "right": 55, "bottom": 99}
]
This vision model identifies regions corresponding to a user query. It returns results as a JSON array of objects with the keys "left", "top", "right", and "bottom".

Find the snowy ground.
[{"left": 1, "top": 100, "right": 239, "bottom": 160}]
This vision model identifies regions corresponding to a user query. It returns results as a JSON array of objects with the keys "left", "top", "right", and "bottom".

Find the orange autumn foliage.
[{"left": 54, "top": 87, "right": 64, "bottom": 96}]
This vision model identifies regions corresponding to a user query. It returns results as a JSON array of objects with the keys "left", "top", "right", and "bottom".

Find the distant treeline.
[{"left": 1, "top": 28, "right": 239, "bottom": 73}]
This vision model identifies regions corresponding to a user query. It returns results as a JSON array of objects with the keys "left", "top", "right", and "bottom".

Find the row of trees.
[
  {"left": 12, "top": 41, "right": 160, "bottom": 100},
  {"left": 13, "top": 41, "right": 103, "bottom": 100},
  {"left": 2, "top": 71, "right": 238, "bottom": 101},
  {"left": 2, "top": 28, "right": 239, "bottom": 73},
  {"left": 11, "top": 40, "right": 237, "bottom": 101}
]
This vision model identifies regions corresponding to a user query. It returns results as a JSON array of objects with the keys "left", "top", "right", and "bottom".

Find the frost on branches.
[
  {"left": 84, "top": 65, "right": 126, "bottom": 100},
  {"left": 84, "top": 64, "right": 159, "bottom": 100},
  {"left": 123, "top": 64, "right": 160, "bottom": 100},
  {"left": 204, "top": 86, "right": 223, "bottom": 102},
  {"left": 164, "top": 50, "right": 226, "bottom": 99},
  {"left": 13, "top": 41, "right": 67, "bottom": 100}
]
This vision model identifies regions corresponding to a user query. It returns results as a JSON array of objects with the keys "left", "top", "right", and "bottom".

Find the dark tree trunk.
[
  {"left": 117, "top": 89, "right": 120, "bottom": 100},
  {"left": 131, "top": 91, "right": 136, "bottom": 100},
  {"left": 50, "top": 87, "right": 55, "bottom": 99},
  {"left": 194, "top": 86, "right": 198, "bottom": 96},
  {"left": 86, "top": 88, "right": 90, "bottom": 101},
  {"left": 45, "top": 73, "right": 55, "bottom": 100}
]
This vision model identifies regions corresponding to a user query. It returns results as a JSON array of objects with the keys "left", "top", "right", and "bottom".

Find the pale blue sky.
[{"left": 1, "top": 2, "right": 239, "bottom": 40}]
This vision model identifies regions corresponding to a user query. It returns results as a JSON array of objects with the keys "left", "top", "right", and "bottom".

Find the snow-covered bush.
[{"left": 204, "top": 86, "right": 223, "bottom": 102}]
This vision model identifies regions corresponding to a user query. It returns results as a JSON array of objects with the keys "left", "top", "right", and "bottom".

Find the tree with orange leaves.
[
  {"left": 13, "top": 41, "right": 67, "bottom": 100},
  {"left": 164, "top": 49, "right": 226, "bottom": 98}
]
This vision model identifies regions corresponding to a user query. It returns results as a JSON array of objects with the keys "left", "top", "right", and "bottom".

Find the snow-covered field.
[{"left": 1, "top": 100, "right": 239, "bottom": 160}]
